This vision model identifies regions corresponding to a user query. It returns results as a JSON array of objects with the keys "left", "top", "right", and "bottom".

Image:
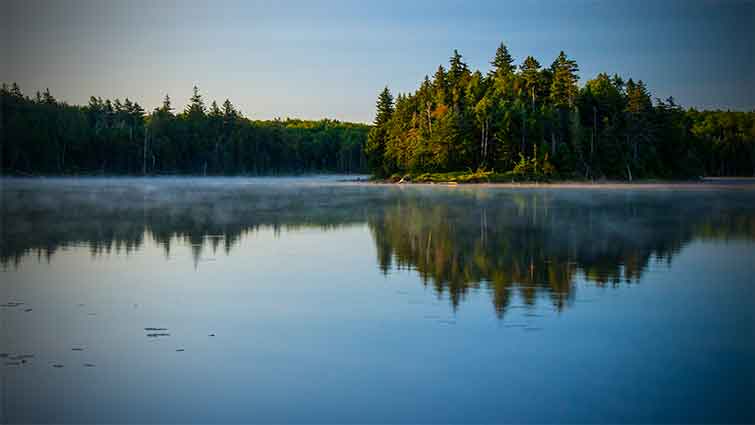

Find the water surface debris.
[
  {"left": 175, "top": 349, "right": 185, "bottom": 352},
  {"left": 144, "top": 327, "right": 168, "bottom": 331},
  {"left": 72, "top": 348, "right": 84, "bottom": 351},
  {"left": 24, "top": 308, "right": 33, "bottom": 312},
  {"left": 83, "top": 363, "right": 96, "bottom": 367},
  {"left": 147, "top": 333, "right": 171, "bottom": 337},
  {"left": 52, "top": 364, "right": 64, "bottom": 368}
]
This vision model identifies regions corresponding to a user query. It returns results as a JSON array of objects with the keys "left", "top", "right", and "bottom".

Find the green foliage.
[
  {"left": 364, "top": 86, "right": 395, "bottom": 178},
  {"left": 549, "top": 51, "right": 580, "bottom": 108},
  {"left": 511, "top": 145, "right": 556, "bottom": 181},
  {"left": 490, "top": 42, "right": 515, "bottom": 77},
  {"left": 1, "top": 85, "right": 369, "bottom": 175},
  {"left": 365, "top": 44, "right": 755, "bottom": 181},
  {"left": 412, "top": 169, "right": 495, "bottom": 183}
]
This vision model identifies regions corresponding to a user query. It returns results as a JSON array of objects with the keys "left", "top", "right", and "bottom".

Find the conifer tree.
[
  {"left": 222, "top": 99, "right": 238, "bottom": 119},
  {"left": 374, "top": 87, "right": 394, "bottom": 126},
  {"left": 549, "top": 51, "right": 579, "bottom": 108},
  {"left": 185, "top": 85, "right": 206, "bottom": 118},
  {"left": 449, "top": 50, "right": 469, "bottom": 83},
  {"left": 520, "top": 56, "right": 542, "bottom": 109},
  {"left": 365, "top": 87, "right": 395, "bottom": 177},
  {"left": 160, "top": 94, "right": 173, "bottom": 114},
  {"left": 490, "top": 42, "right": 515, "bottom": 77}
]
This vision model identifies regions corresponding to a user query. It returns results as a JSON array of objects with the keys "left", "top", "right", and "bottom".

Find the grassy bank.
[
  {"left": 384, "top": 170, "right": 553, "bottom": 184},
  {"left": 373, "top": 171, "right": 735, "bottom": 185}
]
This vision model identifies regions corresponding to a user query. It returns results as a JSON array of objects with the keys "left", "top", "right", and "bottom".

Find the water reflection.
[
  {"left": 2, "top": 178, "right": 754, "bottom": 319},
  {"left": 369, "top": 190, "right": 755, "bottom": 316}
]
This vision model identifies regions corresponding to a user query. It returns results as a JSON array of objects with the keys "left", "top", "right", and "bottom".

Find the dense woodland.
[
  {"left": 366, "top": 44, "right": 755, "bottom": 180},
  {"left": 1, "top": 84, "right": 368, "bottom": 175},
  {"left": 2, "top": 44, "right": 753, "bottom": 179}
]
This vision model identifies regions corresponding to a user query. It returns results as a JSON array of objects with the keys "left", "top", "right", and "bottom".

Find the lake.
[{"left": 1, "top": 177, "right": 754, "bottom": 423}]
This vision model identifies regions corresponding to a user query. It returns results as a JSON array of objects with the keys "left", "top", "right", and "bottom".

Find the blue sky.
[{"left": 3, "top": 0, "right": 753, "bottom": 122}]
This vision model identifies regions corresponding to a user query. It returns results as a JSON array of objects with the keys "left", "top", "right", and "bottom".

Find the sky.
[{"left": 3, "top": 0, "right": 754, "bottom": 123}]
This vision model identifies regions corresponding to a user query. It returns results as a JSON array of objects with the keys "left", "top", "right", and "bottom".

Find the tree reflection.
[
  {"left": 368, "top": 189, "right": 755, "bottom": 316},
  {"left": 2, "top": 181, "right": 753, "bottom": 318}
]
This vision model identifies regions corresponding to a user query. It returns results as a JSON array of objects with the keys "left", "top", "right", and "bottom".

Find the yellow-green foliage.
[
  {"left": 511, "top": 145, "right": 555, "bottom": 181},
  {"left": 404, "top": 169, "right": 520, "bottom": 183}
]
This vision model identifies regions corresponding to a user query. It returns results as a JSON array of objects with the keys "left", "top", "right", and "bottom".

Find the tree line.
[
  {"left": 1, "top": 84, "right": 369, "bottom": 175},
  {"left": 366, "top": 43, "right": 755, "bottom": 180}
]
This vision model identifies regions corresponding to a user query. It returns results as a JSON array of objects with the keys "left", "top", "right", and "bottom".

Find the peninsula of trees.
[
  {"left": 366, "top": 43, "right": 755, "bottom": 181},
  {"left": 1, "top": 85, "right": 368, "bottom": 175}
]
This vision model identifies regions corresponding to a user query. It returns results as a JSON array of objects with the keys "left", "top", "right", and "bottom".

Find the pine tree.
[
  {"left": 626, "top": 80, "right": 652, "bottom": 113},
  {"left": 222, "top": 99, "right": 238, "bottom": 119},
  {"left": 374, "top": 86, "right": 394, "bottom": 126},
  {"left": 549, "top": 51, "right": 579, "bottom": 108},
  {"left": 433, "top": 65, "right": 448, "bottom": 105},
  {"left": 185, "top": 85, "right": 206, "bottom": 118},
  {"left": 449, "top": 49, "right": 469, "bottom": 83},
  {"left": 625, "top": 79, "right": 654, "bottom": 166},
  {"left": 520, "top": 56, "right": 542, "bottom": 109},
  {"left": 160, "top": 94, "right": 173, "bottom": 114},
  {"left": 209, "top": 100, "right": 222, "bottom": 118},
  {"left": 42, "top": 88, "right": 56, "bottom": 105},
  {"left": 490, "top": 42, "right": 515, "bottom": 77},
  {"left": 365, "top": 87, "right": 395, "bottom": 177}
]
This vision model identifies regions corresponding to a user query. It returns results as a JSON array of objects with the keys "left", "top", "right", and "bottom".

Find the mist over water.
[{"left": 1, "top": 177, "right": 754, "bottom": 423}]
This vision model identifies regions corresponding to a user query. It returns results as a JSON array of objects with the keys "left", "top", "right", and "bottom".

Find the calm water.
[{"left": 1, "top": 177, "right": 754, "bottom": 423}]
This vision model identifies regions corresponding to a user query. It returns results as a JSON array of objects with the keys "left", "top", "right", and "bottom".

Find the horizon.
[{"left": 4, "top": 0, "right": 754, "bottom": 123}]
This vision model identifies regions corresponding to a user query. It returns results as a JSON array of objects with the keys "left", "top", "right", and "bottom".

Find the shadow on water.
[{"left": 2, "top": 177, "right": 754, "bottom": 318}]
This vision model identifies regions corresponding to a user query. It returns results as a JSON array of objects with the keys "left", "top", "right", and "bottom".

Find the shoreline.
[
  {"left": 357, "top": 177, "right": 755, "bottom": 190},
  {"left": 1, "top": 175, "right": 754, "bottom": 190}
]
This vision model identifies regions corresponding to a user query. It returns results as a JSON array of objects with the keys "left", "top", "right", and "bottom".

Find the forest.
[
  {"left": 0, "top": 84, "right": 368, "bottom": 175},
  {"left": 366, "top": 43, "right": 755, "bottom": 181},
  {"left": 3, "top": 43, "right": 754, "bottom": 180}
]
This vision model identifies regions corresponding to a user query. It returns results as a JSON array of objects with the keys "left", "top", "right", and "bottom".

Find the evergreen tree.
[
  {"left": 490, "top": 42, "right": 515, "bottom": 77},
  {"left": 374, "top": 87, "right": 394, "bottom": 126},
  {"left": 209, "top": 100, "right": 222, "bottom": 118},
  {"left": 222, "top": 99, "right": 238, "bottom": 119},
  {"left": 160, "top": 94, "right": 173, "bottom": 113},
  {"left": 365, "top": 87, "right": 395, "bottom": 177},
  {"left": 449, "top": 49, "right": 470, "bottom": 83},
  {"left": 549, "top": 51, "right": 579, "bottom": 108},
  {"left": 42, "top": 88, "right": 56, "bottom": 105},
  {"left": 520, "top": 56, "right": 542, "bottom": 109},
  {"left": 185, "top": 85, "right": 206, "bottom": 118}
]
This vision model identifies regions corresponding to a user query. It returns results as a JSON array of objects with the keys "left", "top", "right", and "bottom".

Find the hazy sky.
[{"left": 3, "top": 0, "right": 753, "bottom": 122}]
